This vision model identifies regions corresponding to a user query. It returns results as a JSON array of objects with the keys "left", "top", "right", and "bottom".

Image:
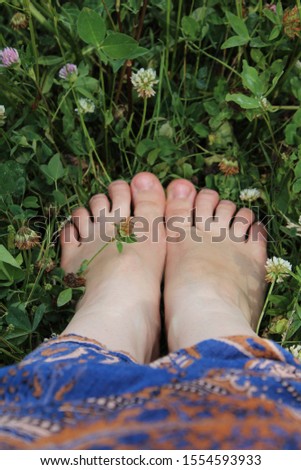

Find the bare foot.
[
  {"left": 60, "top": 172, "right": 166, "bottom": 363},
  {"left": 164, "top": 181, "right": 268, "bottom": 352}
]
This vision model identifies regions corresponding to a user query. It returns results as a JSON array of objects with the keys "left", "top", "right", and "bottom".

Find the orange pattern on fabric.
[{"left": 1, "top": 334, "right": 301, "bottom": 450}]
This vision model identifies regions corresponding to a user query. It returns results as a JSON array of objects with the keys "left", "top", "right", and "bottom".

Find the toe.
[
  {"left": 165, "top": 179, "right": 196, "bottom": 228},
  {"left": 72, "top": 207, "right": 93, "bottom": 241},
  {"left": 248, "top": 221, "right": 268, "bottom": 253},
  {"left": 195, "top": 188, "right": 219, "bottom": 231},
  {"left": 131, "top": 172, "right": 165, "bottom": 220},
  {"left": 60, "top": 222, "right": 79, "bottom": 246},
  {"left": 89, "top": 193, "right": 110, "bottom": 220},
  {"left": 60, "top": 223, "right": 80, "bottom": 270},
  {"left": 214, "top": 200, "right": 237, "bottom": 228},
  {"left": 230, "top": 208, "right": 255, "bottom": 241},
  {"left": 108, "top": 180, "right": 131, "bottom": 219}
]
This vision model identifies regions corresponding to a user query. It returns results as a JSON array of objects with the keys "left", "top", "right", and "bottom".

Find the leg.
[
  {"left": 60, "top": 172, "right": 166, "bottom": 364},
  {"left": 164, "top": 181, "right": 268, "bottom": 352}
]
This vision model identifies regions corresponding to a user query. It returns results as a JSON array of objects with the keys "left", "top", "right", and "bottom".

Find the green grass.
[{"left": 0, "top": 0, "right": 301, "bottom": 365}]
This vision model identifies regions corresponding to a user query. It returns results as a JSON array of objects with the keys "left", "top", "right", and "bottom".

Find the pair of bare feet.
[{"left": 60, "top": 172, "right": 267, "bottom": 364}]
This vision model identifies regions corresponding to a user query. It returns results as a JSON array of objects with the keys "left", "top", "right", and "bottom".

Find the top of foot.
[
  {"left": 164, "top": 180, "right": 268, "bottom": 348},
  {"left": 60, "top": 172, "right": 166, "bottom": 363}
]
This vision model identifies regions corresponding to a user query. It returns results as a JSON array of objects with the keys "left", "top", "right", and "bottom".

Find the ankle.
[{"left": 166, "top": 302, "right": 256, "bottom": 351}]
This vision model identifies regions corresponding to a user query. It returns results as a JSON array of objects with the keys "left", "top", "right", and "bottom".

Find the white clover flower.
[
  {"left": 75, "top": 98, "right": 95, "bottom": 114},
  {"left": 265, "top": 257, "right": 292, "bottom": 284},
  {"left": 288, "top": 344, "right": 301, "bottom": 361},
  {"left": 239, "top": 188, "right": 261, "bottom": 203},
  {"left": 131, "top": 68, "right": 159, "bottom": 99},
  {"left": 0, "top": 105, "right": 6, "bottom": 126}
]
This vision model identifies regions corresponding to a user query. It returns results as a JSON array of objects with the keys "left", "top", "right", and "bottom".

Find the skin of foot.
[
  {"left": 164, "top": 181, "right": 268, "bottom": 352},
  {"left": 60, "top": 172, "right": 166, "bottom": 364}
]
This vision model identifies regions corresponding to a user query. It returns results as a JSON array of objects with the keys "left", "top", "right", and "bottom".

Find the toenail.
[
  {"left": 170, "top": 183, "right": 192, "bottom": 198},
  {"left": 109, "top": 180, "right": 127, "bottom": 188},
  {"left": 200, "top": 188, "right": 216, "bottom": 195},
  {"left": 132, "top": 174, "right": 154, "bottom": 190}
]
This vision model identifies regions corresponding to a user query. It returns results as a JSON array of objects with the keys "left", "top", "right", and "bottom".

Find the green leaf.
[
  {"left": 40, "top": 154, "right": 65, "bottom": 183},
  {"left": 147, "top": 148, "right": 160, "bottom": 166},
  {"left": 4, "top": 328, "right": 29, "bottom": 341},
  {"left": 78, "top": 259, "right": 89, "bottom": 275},
  {"left": 37, "top": 56, "right": 63, "bottom": 66},
  {"left": 7, "top": 304, "right": 31, "bottom": 332},
  {"left": 193, "top": 123, "right": 209, "bottom": 138},
  {"left": 294, "top": 160, "right": 301, "bottom": 178},
  {"left": 203, "top": 100, "right": 219, "bottom": 116},
  {"left": 0, "top": 258, "right": 24, "bottom": 285},
  {"left": 221, "top": 35, "right": 249, "bottom": 49},
  {"left": 285, "top": 114, "right": 301, "bottom": 145},
  {"left": 263, "top": 7, "right": 280, "bottom": 25},
  {"left": 136, "top": 139, "right": 156, "bottom": 157},
  {"left": 124, "top": 236, "right": 136, "bottom": 244},
  {"left": 0, "top": 245, "right": 22, "bottom": 269},
  {"left": 77, "top": 8, "right": 106, "bottom": 46},
  {"left": 249, "top": 37, "right": 269, "bottom": 47},
  {"left": 104, "top": 110, "right": 114, "bottom": 127},
  {"left": 225, "top": 93, "right": 260, "bottom": 109},
  {"left": 57, "top": 288, "right": 73, "bottom": 307},
  {"left": 52, "top": 189, "right": 67, "bottom": 205},
  {"left": 0, "top": 161, "right": 25, "bottom": 196},
  {"left": 101, "top": 33, "right": 139, "bottom": 60},
  {"left": 126, "top": 46, "right": 149, "bottom": 60},
  {"left": 290, "top": 77, "right": 301, "bottom": 101},
  {"left": 158, "top": 122, "right": 174, "bottom": 139},
  {"left": 291, "top": 108, "right": 301, "bottom": 124},
  {"left": 275, "top": 177, "right": 290, "bottom": 212},
  {"left": 183, "top": 163, "right": 193, "bottom": 179},
  {"left": 285, "top": 317, "right": 301, "bottom": 340},
  {"left": 75, "top": 76, "right": 99, "bottom": 93},
  {"left": 181, "top": 16, "right": 199, "bottom": 38},
  {"left": 32, "top": 304, "right": 47, "bottom": 332},
  {"left": 226, "top": 11, "right": 250, "bottom": 39},
  {"left": 23, "top": 196, "right": 40, "bottom": 209},
  {"left": 296, "top": 303, "right": 301, "bottom": 321},
  {"left": 269, "top": 295, "right": 287, "bottom": 306},
  {"left": 116, "top": 240, "right": 123, "bottom": 253},
  {"left": 269, "top": 25, "right": 282, "bottom": 41},
  {"left": 41, "top": 68, "right": 57, "bottom": 94},
  {"left": 266, "top": 69, "right": 284, "bottom": 95},
  {"left": 241, "top": 60, "right": 267, "bottom": 96},
  {"left": 292, "top": 178, "right": 301, "bottom": 194}
]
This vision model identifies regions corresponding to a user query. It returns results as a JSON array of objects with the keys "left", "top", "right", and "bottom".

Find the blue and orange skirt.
[{"left": 0, "top": 334, "right": 301, "bottom": 449}]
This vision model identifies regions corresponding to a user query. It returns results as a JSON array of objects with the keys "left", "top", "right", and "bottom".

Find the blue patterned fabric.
[{"left": 0, "top": 334, "right": 301, "bottom": 449}]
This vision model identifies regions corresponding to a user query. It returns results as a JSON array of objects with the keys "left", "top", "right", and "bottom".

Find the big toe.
[
  {"left": 130, "top": 172, "right": 166, "bottom": 245},
  {"left": 165, "top": 179, "right": 196, "bottom": 230},
  {"left": 131, "top": 172, "right": 165, "bottom": 220}
]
